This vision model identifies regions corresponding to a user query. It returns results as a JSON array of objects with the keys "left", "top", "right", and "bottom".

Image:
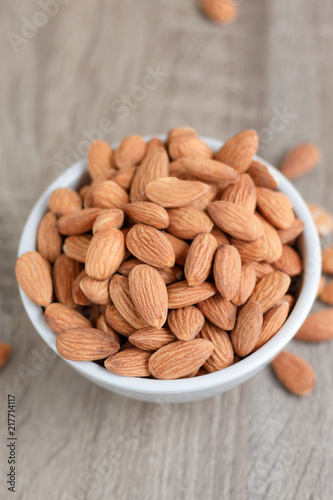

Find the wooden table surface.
[{"left": 1, "top": 1, "right": 333, "bottom": 499}]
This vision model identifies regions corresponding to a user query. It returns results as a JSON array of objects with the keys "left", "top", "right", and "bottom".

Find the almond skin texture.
[
  {"left": 248, "top": 271, "right": 291, "bottom": 313},
  {"left": 85, "top": 229, "right": 125, "bottom": 280},
  {"left": 208, "top": 201, "right": 264, "bottom": 242},
  {"left": 146, "top": 177, "right": 211, "bottom": 208},
  {"left": 231, "top": 301, "right": 263, "bottom": 357},
  {"left": 0, "top": 343, "right": 11, "bottom": 369},
  {"left": 255, "top": 213, "right": 283, "bottom": 264},
  {"left": 197, "top": 293, "right": 237, "bottom": 331},
  {"left": 320, "top": 280, "right": 333, "bottom": 305},
  {"left": 105, "top": 304, "right": 135, "bottom": 337},
  {"left": 130, "top": 147, "right": 169, "bottom": 202},
  {"left": 168, "top": 281, "right": 217, "bottom": 309},
  {"left": 105, "top": 348, "right": 151, "bottom": 377},
  {"left": 231, "top": 263, "right": 257, "bottom": 306},
  {"left": 114, "top": 135, "right": 146, "bottom": 169},
  {"left": 148, "top": 339, "right": 214, "bottom": 379},
  {"left": 271, "top": 351, "right": 315, "bottom": 396},
  {"left": 190, "top": 183, "right": 218, "bottom": 210},
  {"left": 308, "top": 203, "right": 333, "bottom": 237},
  {"left": 221, "top": 174, "right": 257, "bottom": 212},
  {"left": 277, "top": 219, "right": 305, "bottom": 244},
  {"left": 280, "top": 143, "right": 321, "bottom": 179},
  {"left": 250, "top": 261, "right": 275, "bottom": 280},
  {"left": 200, "top": 0, "right": 238, "bottom": 24},
  {"left": 123, "top": 202, "right": 169, "bottom": 229},
  {"left": 253, "top": 302, "right": 289, "bottom": 351},
  {"left": 56, "top": 328, "right": 120, "bottom": 361},
  {"left": 146, "top": 137, "right": 165, "bottom": 154},
  {"left": 96, "top": 315, "right": 121, "bottom": 344},
  {"left": 213, "top": 245, "right": 242, "bottom": 300},
  {"left": 211, "top": 226, "right": 229, "bottom": 246},
  {"left": 272, "top": 245, "right": 303, "bottom": 277},
  {"left": 72, "top": 270, "right": 91, "bottom": 306},
  {"left": 322, "top": 246, "right": 333, "bottom": 274},
  {"left": 215, "top": 130, "right": 258, "bottom": 174},
  {"left": 200, "top": 322, "right": 234, "bottom": 372},
  {"left": 109, "top": 275, "right": 148, "bottom": 329},
  {"left": 37, "top": 211, "right": 62, "bottom": 263},
  {"left": 230, "top": 237, "right": 268, "bottom": 263},
  {"left": 89, "top": 180, "right": 129, "bottom": 210},
  {"left": 173, "top": 157, "right": 239, "bottom": 185},
  {"left": 56, "top": 208, "right": 102, "bottom": 235},
  {"left": 169, "top": 136, "right": 213, "bottom": 160},
  {"left": 44, "top": 303, "right": 92, "bottom": 334},
  {"left": 129, "top": 327, "right": 176, "bottom": 351},
  {"left": 248, "top": 160, "right": 277, "bottom": 189},
  {"left": 48, "top": 187, "right": 82, "bottom": 217},
  {"left": 80, "top": 276, "right": 111, "bottom": 305},
  {"left": 168, "top": 306, "right": 205, "bottom": 341},
  {"left": 111, "top": 166, "right": 137, "bottom": 190},
  {"left": 92, "top": 209, "right": 124, "bottom": 234},
  {"left": 185, "top": 233, "right": 218, "bottom": 286},
  {"left": 88, "top": 140, "right": 113, "bottom": 179},
  {"left": 128, "top": 265, "right": 168, "bottom": 328},
  {"left": 295, "top": 309, "right": 333, "bottom": 342},
  {"left": 16, "top": 251, "right": 53, "bottom": 307},
  {"left": 52, "top": 254, "right": 80, "bottom": 307},
  {"left": 63, "top": 234, "right": 92, "bottom": 263},
  {"left": 164, "top": 233, "right": 190, "bottom": 266},
  {"left": 166, "top": 127, "right": 197, "bottom": 145},
  {"left": 167, "top": 207, "right": 213, "bottom": 240},
  {"left": 256, "top": 187, "right": 295, "bottom": 229},
  {"left": 126, "top": 224, "right": 175, "bottom": 268}
]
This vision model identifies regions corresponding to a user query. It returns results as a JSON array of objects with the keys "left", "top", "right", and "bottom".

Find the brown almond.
[
  {"left": 256, "top": 187, "right": 295, "bottom": 229},
  {"left": 278, "top": 294, "right": 295, "bottom": 309},
  {"left": 105, "top": 348, "right": 151, "bottom": 377},
  {"left": 123, "top": 201, "right": 169, "bottom": 229},
  {"left": 52, "top": 254, "right": 80, "bottom": 307},
  {"left": 44, "top": 303, "right": 92, "bottom": 334},
  {"left": 185, "top": 233, "right": 218, "bottom": 286},
  {"left": 197, "top": 293, "right": 237, "bottom": 330},
  {"left": 169, "top": 136, "right": 213, "bottom": 161},
  {"left": 166, "top": 127, "right": 197, "bottom": 145},
  {"left": 248, "top": 271, "right": 291, "bottom": 313},
  {"left": 190, "top": 184, "right": 218, "bottom": 210},
  {"left": 48, "top": 187, "right": 82, "bottom": 217},
  {"left": 255, "top": 213, "right": 283, "bottom": 263},
  {"left": 109, "top": 275, "right": 148, "bottom": 329},
  {"left": 272, "top": 245, "right": 303, "bottom": 277},
  {"left": 89, "top": 180, "right": 129, "bottom": 209},
  {"left": 56, "top": 328, "right": 120, "bottom": 361},
  {"left": 105, "top": 304, "right": 135, "bottom": 337},
  {"left": 167, "top": 207, "right": 213, "bottom": 240},
  {"left": 253, "top": 302, "right": 289, "bottom": 351},
  {"left": 129, "top": 327, "right": 176, "bottom": 351},
  {"left": 231, "top": 301, "right": 263, "bottom": 356},
  {"left": 200, "top": 322, "right": 234, "bottom": 372},
  {"left": 130, "top": 147, "right": 169, "bottom": 202},
  {"left": 117, "top": 258, "right": 183, "bottom": 284},
  {"left": 320, "top": 280, "right": 333, "bottom": 305},
  {"left": 85, "top": 229, "right": 125, "bottom": 280},
  {"left": 168, "top": 281, "right": 217, "bottom": 309},
  {"left": 295, "top": 309, "right": 333, "bottom": 342},
  {"left": 96, "top": 315, "right": 121, "bottom": 344},
  {"left": 80, "top": 276, "right": 111, "bottom": 305},
  {"left": 200, "top": 0, "right": 238, "bottom": 24},
  {"left": 213, "top": 244, "right": 242, "bottom": 300},
  {"left": 214, "top": 130, "right": 258, "bottom": 174},
  {"left": 211, "top": 226, "right": 229, "bottom": 246},
  {"left": 208, "top": 201, "right": 264, "bottom": 242},
  {"left": 231, "top": 263, "right": 257, "bottom": 306},
  {"left": 271, "top": 351, "right": 315, "bottom": 396},
  {"left": 56, "top": 208, "right": 102, "bottom": 235},
  {"left": 280, "top": 143, "right": 321, "bottom": 179},
  {"left": 277, "top": 219, "right": 305, "bottom": 244},
  {"left": 146, "top": 137, "right": 165, "bottom": 154},
  {"left": 248, "top": 160, "right": 277, "bottom": 189},
  {"left": 148, "top": 339, "right": 214, "bottom": 379},
  {"left": 173, "top": 157, "right": 239, "bottom": 185},
  {"left": 308, "top": 203, "right": 333, "bottom": 237},
  {"left": 221, "top": 174, "right": 256, "bottom": 212},
  {"left": 88, "top": 140, "right": 113, "bottom": 179},
  {"left": 229, "top": 237, "right": 269, "bottom": 263},
  {"left": 250, "top": 261, "right": 275, "bottom": 279},
  {"left": 114, "top": 135, "right": 146, "bottom": 169},
  {"left": 92, "top": 209, "right": 124, "bottom": 234},
  {"left": 163, "top": 233, "right": 190, "bottom": 266},
  {"left": 146, "top": 177, "right": 211, "bottom": 208},
  {"left": 0, "top": 343, "right": 10, "bottom": 369},
  {"left": 322, "top": 246, "right": 333, "bottom": 274},
  {"left": 63, "top": 234, "right": 92, "bottom": 263},
  {"left": 37, "top": 211, "right": 62, "bottom": 263},
  {"left": 16, "top": 251, "right": 53, "bottom": 307},
  {"left": 111, "top": 166, "right": 137, "bottom": 190},
  {"left": 72, "top": 270, "right": 91, "bottom": 306},
  {"left": 168, "top": 306, "right": 205, "bottom": 341},
  {"left": 126, "top": 224, "right": 175, "bottom": 268}
]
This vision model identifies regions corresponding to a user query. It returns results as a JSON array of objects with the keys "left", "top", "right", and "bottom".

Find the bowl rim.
[{"left": 17, "top": 134, "right": 322, "bottom": 394}]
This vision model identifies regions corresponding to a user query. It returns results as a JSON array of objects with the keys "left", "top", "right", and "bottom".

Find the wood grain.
[{"left": 1, "top": 1, "right": 333, "bottom": 499}]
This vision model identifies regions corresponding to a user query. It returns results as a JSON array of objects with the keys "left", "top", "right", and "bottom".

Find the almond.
[
  {"left": 63, "top": 234, "right": 92, "bottom": 263},
  {"left": 72, "top": 270, "right": 91, "bottom": 306},
  {"left": 105, "top": 348, "right": 151, "bottom": 377},
  {"left": 169, "top": 161, "right": 197, "bottom": 181},
  {"left": 44, "top": 303, "right": 92, "bottom": 334},
  {"left": 208, "top": 201, "right": 264, "bottom": 241},
  {"left": 0, "top": 343, "right": 10, "bottom": 369},
  {"left": 89, "top": 180, "right": 129, "bottom": 209},
  {"left": 320, "top": 280, "right": 333, "bottom": 305},
  {"left": 128, "top": 264, "right": 168, "bottom": 328},
  {"left": 191, "top": 184, "right": 218, "bottom": 210},
  {"left": 88, "top": 140, "right": 113, "bottom": 179},
  {"left": 200, "top": 322, "right": 234, "bottom": 372},
  {"left": 168, "top": 136, "right": 213, "bottom": 160},
  {"left": 80, "top": 275, "right": 111, "bottom": 305},
  {"left": 278, "top": 294, "right": 295, "bottom": 309},
  {"left": 105, "top": 304, "right": 135, "bottom": 337},
  {"left": 200, "top": 0, "right": 238, "bottom": 24},
  {"left": 92, "top": 209, "right": 124, "bottom": 234},
  {"left": 277, "top": 219, "right": 305, "bottom": 244},
  {"left": 114, "top": 135, "right": 146, "bottom": 168},
  {"left": 173, "top": 157, "right": 239, "bottom": 186},
  {"left": 96, "top": 315, "right": 122, "bottom": 344},
  {"left": 148, "top": 339, "right": 214, "bottom": 379},
  {"left": 255, "top": 213, "right": 283, "bottom": 263},
  {"left": 37, "top": 211, "right": 62, "bottom": 263},
  {"left": 130, "top": 147, "right": 169, "bottom": 202},
  {"left": 56, "top": 328, "right": 120, "bottom": 361},
  {"left": 146, "top": 177, "right": 211, "bottom": 208},
  {"left": 250, "top": 261, "right": 274, "bottom": 279},
  {"left": 317, "top": 275, "right": 326, "bottom": 298},
  {"left": 307, "top": 203, "right": 333, "bottom": 237},
  {"left": 295, "top": 309, "right": 333, "bottom": 342},
  {"left": 85, "top": 229, "right": 125, "bottom": 280},
  {"left": 52, "top": 254, "right": 80, "bottom": 307},
  {"left": 163, "top": 233, "right": 190, "bottom": 266},
  {"left": 211, "top": 226, "right": 229, "bottom": 246},
  {"left": 168, "top": 281, "right": 217, "bottom": 309},
  {"left": 185, "top": 233, "right": 218, "bottom": 286},
  {"left": 256, "top": 187, "right": 295, "bottom": 229},
  {"left": 214, "top": 130, "right": 258, "bottom": 174},
  {"left": 271, "top": 351, "right": 315, "bottom": 396},
  {"left": 168, "top": 306, "right": 205, "bottom": 341},
  {"left": 15, "top": 251, "right": 53, "bottom": 307},
  {"left": 166, "top": 127, "right": 197, "bottom": 145},
  {"left": 248, "top": 271, "right": 291, "bottom": 313},
  {"left": 213, "top": 244, "right": 242, "bottom": 300},
  {"left": 221, "top": 174, "right": 256, "bottom": 212},
  {"left": 56, "top": 208, "right": 102, "bottom": 235},
  {"left": 146, "top": 137, "right": 165, "bottom": 154},
  {"left": 117, "top": 258, "right": 183, "bottom": 284},
  {"left": 48, "top": 187, "right": 82, "bottom": 217},
  {"left": 231, "top": 301, "right": 263, "bottom": 356},
  {"left": 247, "top": 160, "right": 277, "bottom": 189},
  {"left": 79, "top": 185, "right": 90, "bottom": 202},
  {"left": 197, "top": 293, "right": 237, "bottom": 330},
  {"left": 322, "top": 246, "right": 333, "bottom": 274},
  {"left": 167, "top": 207, "right": 213, "bottom": 240},
  {"left": 129, "top": 327, "right": 176, "bottom": 351},
  {"left": 229, "top": 237, "right": 268, "bottom": 262},
  {"left": 123, "top": 201, "right": 169, "bottom": 229},
  {"left": 231, "top": 263, "right": 256, "bottom": 306},
  {"left": 253, "top": 301, "right": 289, "bottom": 351},
  {"left": 126, "top": 224, "right": 175, "bottom": 268},
  {"left": 280, "top": 143, "right": 321, "bottom": 179},
  {"left": 111, "top": 166, "right": 137, "bottom": 190},
  {"left": 272, "top": 245, "right": 303, "bottom": 277},
  {"left": 109, "top": 275, "right": 148, "bottom": 329}
]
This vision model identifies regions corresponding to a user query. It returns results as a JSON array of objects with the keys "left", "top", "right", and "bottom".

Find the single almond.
[
  {"left": 200, "top": 322, "right": 234, "bottom": 372},
  {"left": 163, "top": 233, "right": 190, "bottom": 266},
  {"left": 166, "top": 127, "right": 197, "bottom": 145},
  {"left": 96, "top": 315, "right": 121, "bottom": 344},
  {"left": 88, "top": 140, "right": 113, "bottom": 179},
  {"left": 231, "top": 263, "right": 257, "bottom": 306},
  {"left": 52, "top": 254, "right": 80, "bottom": 307},
  {"left": 128, "top": 265, "right": 168, "bottom": 328},
  {"left": 129, "top": 327, "right": 176, "bottom": 351},
  {"left": 255, "top": 213, "right": 283, "bottom": 263},
  {"left": 247, "top": 160, "right": 277, "bottom": 189},
  {"left": 173, "top": 157, "right": 239, "bottom": 185},
  {"left": 56, "top": 328, "right": 120, "bottom": 361},
  {"left": 231, "top": 301, "right": 263, "bottom": 356},
  {"left": 214, "top": 130, "right": 258, "bottom": 174},
  {"left": 146, "top": 177, "right": 211, "bottom": 208},
  {"left": 63, "top": 234, "right": 92, "bottom": 263},
  {"left": 253, "top": 302, "right": 289, "bottom": 351},
  {"left": 0, "top": 343, "right": 10, "bottom": 369},
  {"left": 277, "top": 219, "right": 305, "bottom": 244},
  {"left": 278, "top": 294, "right": 295, "bottom": 309},
  {"left": 322, "top": 246, "right": 333, "bottom": 274},
  {"left": 307, "top": 203, "right": 333, "bottom": 237},
  {"left": 213, "top": 244, "right": 242, "bottom": 300},
  {"left": 168, "top": 136, "right": 213, "bottom": 161},
  {"left": 167, "top": 207, "right": 214, "bottom": 240},
  {"left": 111, "top": 166, "right": 137, "bottom": 190},
  {"left": 185, "top": 233, "right": 218, "bottom": 286},
  {"left": 271, "top": 351, "right": 315, "bottom": 396},
  {"left": 15, "top": 251, "right": 53, "bottom": 307},
  {"left": 200, "top": 0, "right": 238, "bottom": 24},
  {"left": 148, "top": 339, "right": 214, "bottom": 379},
  {"left": 105, "top": 348, "right": 151, "bottom": 377},
  {"left": 320, "top": 280, "right": 333, "bottom": 305},
  {"left": 250, "top": 261, "right": 274, "bottom": 279},
  {"left": 191, "top": 184, "right": 218, "bottom": 210},
  {"left": 168, "top": 306, "right": 205, "bottom": 341},
  {"left": 80, "top": 276, "right": 111, "bottom": 305},
  {"left": 72, "top": 270, "right": 91, "bottom": 306},
  {"left": 295, "top": 309, "right": 333, "bottom": 342},
  {"left": 229, "top": 237, "right": 268, "bottom": 263},
  {"left": 197, "top": 293, "right": 237, "bottom": 330},
  {"left": 248, "top": 271, "right": 291, "bottom": 313},
  {"left": 146, "top": 137, "right": 165, "bottom": 154},
  {"left": 168, "top": 281, "right": 217, "bottom": 309},
  {"left": 89, "top": 180, "right": 129, "bottom": 210},
  {"left": 37, "top": 211, "right": 62, "bottom": 263},
  {"left": 109, "top": 275, "right": 148, "bottom": 329},
  {"left": 48, "top": 187, "right": 82, "bottom": 217},
  {"left": 130, "top": 147, "right": 169, "bottom": 202},
  {"left": 123, "top": 201, "right": 169, "bottom": 229},
  {"left": 92, "top": 209, "right": 124, "bottom": 234},
  {"left": 126, "top": 224, "right": 175, "bottom": 268},
  {"left": 221, "top": 174, "right": 257, "bottom": 212},
  {"left": 44, "top": 303, "right": 92, "bottom": 334},
  {"left": 211, "top": 226, "right": 229, "bottom": 246},
  {"left": 117, "top": 258, "right": 183, "bottom": 284},
  {"left": 56, "top": 208, "right": 102, "bottom": 235},
  {"left": 169, "top": 161, "right": 197, "bottom": 181},
  {"left": 114, "top": 135, "right": 146, "bottom": 169},
  {"left": 272, "top": 245, "right": 303, "bottom": 277},
  {"left": 85, "top": 229, "right": 125, "bottom": 280},
  {"left": 256, "top": 187, "right": 295, "bottom": 229},
  {"left": 105, "top": 304, "right": 135, "bottom": 337},
  {"left": 280, "top": 143, "right": 321, "bottom": 179},
  {"left": 208, "top": 201, "right": 264, "bottom": 242}
]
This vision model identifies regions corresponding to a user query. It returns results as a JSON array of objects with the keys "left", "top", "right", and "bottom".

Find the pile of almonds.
[{"left": 15, "top": 128, "right": 307, "bottom": 381}]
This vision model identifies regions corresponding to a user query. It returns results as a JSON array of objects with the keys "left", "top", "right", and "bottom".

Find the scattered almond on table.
[{"left": 0, "top": 342, "right": 11, "bottom": 370}]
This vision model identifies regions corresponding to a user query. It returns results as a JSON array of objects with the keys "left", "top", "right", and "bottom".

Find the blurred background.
[{"left": 1, "top": 1, "right": 333, "bottom": 499}]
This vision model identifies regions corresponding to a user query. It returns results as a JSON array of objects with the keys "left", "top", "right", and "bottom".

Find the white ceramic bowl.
[{"left": 17, "top": 135, "right": 322, "bottom": 403}]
